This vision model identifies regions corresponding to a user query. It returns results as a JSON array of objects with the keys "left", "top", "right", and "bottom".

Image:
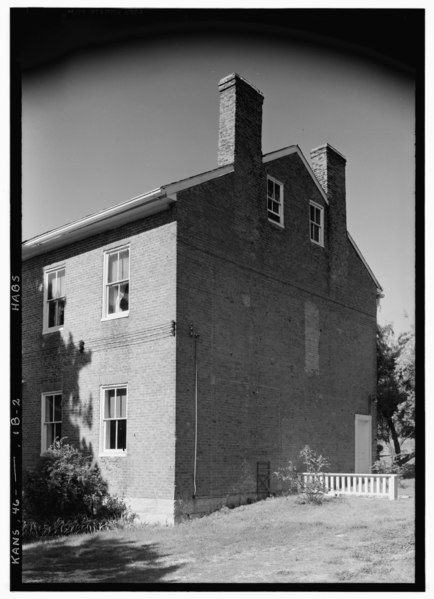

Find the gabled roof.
[
  {"left": 263, "top": 145, "right": 329, "bottom": 205},
  {"left": 22, "top": 148, "right": 383, "bottom": 297},
  {"left": 264, "top": 145, "right": 383, "bottom": 296}
]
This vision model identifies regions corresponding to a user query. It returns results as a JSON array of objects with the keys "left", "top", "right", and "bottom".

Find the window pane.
[
  {"left": 46, "top": 423, "right": 54, "bottom": 448},
  {"left": 267, "top": 179, "right": 273, "bottom": 196},
  {"left": 118, "top": 420, "right": 127, "bottom": 450},
  {"left": 108, "top": 253, "right": 118, "bottom": 284},
  {"left": 45, "top": 396, "right": 53, "bottom": 422},
  {"left": 110, "top": 420, "right": 117, "bottom": 449},
  {"left": 57, "top": 299, "right": 65, "bottom": 326},
  {"left": 105, "top": 389, "right": 116, "bottom": 418},
  {"left": 54, "top": 395, "right": 62, "bottom": 421},
  {"left": 118, "top": 389, "right": 127, "bottom": 418},
  {"left": 119, "top": 283, "right": 129, "bottom": 312},
  {"left": 104, "top": 420, "right": 115, "bottom": 449},
  {"left": 54, "top": 423, "right": 61, "bottom": 441},
  {"left": 108, "top": 285, "right": 118, "bottom": 314},
  {"left": 268, "top": 211, "right": 280, "bottom": 223},
  {"left": 57, "top": 269, "right": 65, "bottom": 297},
  {"left": 119, "top": 250, "right": 129, "bottom": 280},
  {"left": 271, "top": 201, "right": 279, "bottom": 214},
  {"left": 48, "top": 301, "right": 56, "bottom": 327},
  {"left": 274, "top": 183, "right": 280, "bottom": 202},
  {"left": 47, "top": 272, "right": 56, "bottom": 300}
]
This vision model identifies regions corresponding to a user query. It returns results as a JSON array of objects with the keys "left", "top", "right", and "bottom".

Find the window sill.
[
  {"left": 42, "top": 326, "right": 64, "bottom": 335},
  {"left": 101, "top": 312, "right": 129, "bottom": 322},
  {"left": 310, "top": 239, "right": 324, "bottom": 248},
  {"left": 99, "top": 451, "right": 128, "bottom": 458},
  {"left": 268, "top": 218, "right": 285, "bottom": 230}
]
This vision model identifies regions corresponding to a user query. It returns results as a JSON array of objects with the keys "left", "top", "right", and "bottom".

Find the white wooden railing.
[{"left": 300, "top": 472, "right": 399, "bottom": 501}]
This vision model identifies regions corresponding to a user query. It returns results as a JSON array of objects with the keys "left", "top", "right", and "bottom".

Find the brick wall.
[
  {"left": 174, "top": 150, "right": 378, "bottom": 514},
  {"left": 23, "top": 146, "right": 378, "bottom": 523},
  {"left": 22, "top": 211, "right": 178, "bottom": 521}
]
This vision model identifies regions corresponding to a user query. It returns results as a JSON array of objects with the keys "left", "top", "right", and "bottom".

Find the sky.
[{"left": 21, "top": 14, "right": 416, "bottom": 336}]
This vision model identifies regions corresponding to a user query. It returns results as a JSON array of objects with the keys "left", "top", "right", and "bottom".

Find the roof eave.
[
  {"left": 22, "top": 189, "right": 169, "bottom": 260},
  {"left": 22, "top": 163, "right": 234, "bottom": 260},
  {"left": 347, "top": 231, "right": 384, "bottom": 297}
]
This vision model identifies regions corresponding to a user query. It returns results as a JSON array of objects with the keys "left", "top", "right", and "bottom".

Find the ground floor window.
[
  {"left": 101, "top": 386, "right": 127, "bottom": 454},
  {"left": 41, "top": 392, "right": 62, "bottom": 453}
]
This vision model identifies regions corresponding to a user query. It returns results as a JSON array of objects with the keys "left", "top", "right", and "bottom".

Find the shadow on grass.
[{"left": 23, "top": 535, "right": 182, "bottom": 584}]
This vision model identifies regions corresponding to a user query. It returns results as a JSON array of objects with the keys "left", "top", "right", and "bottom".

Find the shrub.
[
  {"left": 298, "top": 445, "right": 330, "bottom": 505},
  {"left": 23, "top": 438, "right": 135, "bottom": 537},
  {"left": 273, "top": 460, "right": 299, "bottom": 495},
  {"left": 273, "top": 445, "right": 331, "bottom": 504},
  {"left": 22, "top": 512, "right": 137, "bottom": 542}
]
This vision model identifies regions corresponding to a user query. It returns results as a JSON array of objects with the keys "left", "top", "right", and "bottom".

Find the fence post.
[{"left": 388, "top": 474, "right": 398, "bottom": 500}]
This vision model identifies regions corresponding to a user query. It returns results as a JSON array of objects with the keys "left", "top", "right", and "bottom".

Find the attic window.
[
  {"left": 309, "top": 201, "right": 324, "bottom": 246},
  {"left": 267, "top": 176, "right": 284, "bottom": 227}
]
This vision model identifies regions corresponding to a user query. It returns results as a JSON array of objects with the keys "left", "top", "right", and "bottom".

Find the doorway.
[{"left": 355, "top": 414, "right": 372, "bottom": 473}]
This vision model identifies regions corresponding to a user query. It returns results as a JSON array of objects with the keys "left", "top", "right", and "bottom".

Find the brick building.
[{"left": 22, "top": 73, "right": 382, "bottom": 524}]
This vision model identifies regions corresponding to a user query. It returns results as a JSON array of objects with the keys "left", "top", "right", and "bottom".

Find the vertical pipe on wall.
[
  {"left": 193, "top": 333, "right": 198, "bottom": 498},
  {"left": 190, "top": 324, "right": 200, "bottom": 499}
]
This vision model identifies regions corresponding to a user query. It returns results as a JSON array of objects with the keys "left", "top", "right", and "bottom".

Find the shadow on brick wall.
[{"left": 43, "top": 330, "right": 95, "bottom": 457}]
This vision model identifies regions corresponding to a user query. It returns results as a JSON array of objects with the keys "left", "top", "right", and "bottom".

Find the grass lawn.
[{"left": 22, "top": 479, "right": 415, "bottom": 585}]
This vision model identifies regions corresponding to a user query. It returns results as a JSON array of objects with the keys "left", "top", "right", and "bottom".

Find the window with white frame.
[
  {"left": 44, "top": 267, "right": 66, "bottom": 332},
  {"left": 101, "top": 386, "right": 127, "bottom": 453},
  {"left": 103, "top": 246, "right": 130, "bottom": 319},
  {"left": 41, "top": 392, "right": 62, "bottom": 452},
  {"left": 309, "top": 201, "right": 324, "bottom": 246},
  {"left": 267, "top": 176, "right": 284, "bottom": 226}
]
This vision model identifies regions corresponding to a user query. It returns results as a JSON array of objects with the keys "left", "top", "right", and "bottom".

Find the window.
[
  {"left": 309, "top": 201, "right": 324, "bottom": 246},
  {"left": 41, "top": 393, "right": 62, "bottom": 453},
  {"left": 43, "top": 267, "right": 65, "bottom": 332},
  {"left": 103, "top": 246, "right": 130, "bottom": 319},
  {"left": 101, "top": 386, "right": 127, "bottom": 454},
  {"left": 267, "top": 176, "right": 284, "bottom": 227}
]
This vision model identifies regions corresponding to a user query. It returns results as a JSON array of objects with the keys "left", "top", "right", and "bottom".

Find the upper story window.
[
  {"left": 43, "top": 266, "right": 66, "bottom": 333},
  {"left": 41, "top": 392, "right": 62, "bottom": 453},
  {"left": 267, "top": 175, "right": 284, "bottom": 227},
  {"left": 309, "top": 201, "right": 324, "bottom": 246},
  {"left": 101, "top": 386, "right": 127, "bottom": 455},
  {"left": 103, "top": 246, "right": 130, "bottom": 319}
]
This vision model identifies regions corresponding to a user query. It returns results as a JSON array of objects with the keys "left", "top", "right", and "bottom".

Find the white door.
[{"left": 355, "top": 414, "right": 372, "bottom": 473}]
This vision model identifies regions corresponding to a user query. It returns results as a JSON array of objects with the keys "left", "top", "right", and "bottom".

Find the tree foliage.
[{"left": 376, "top": 325, "right": 415, "bottom": 465}]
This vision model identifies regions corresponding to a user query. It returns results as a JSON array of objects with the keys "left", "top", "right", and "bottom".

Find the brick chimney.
[
  {"left": 310, "top": 143, "right": 348, "bottom": 290},
  {"left": 217, "top": 73, "right": 264, "bottom": 172}
]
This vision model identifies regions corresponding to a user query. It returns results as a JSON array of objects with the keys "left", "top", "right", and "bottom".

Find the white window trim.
[
  {"left": 99, "top": 384, "right": 128, "bottom": 457},
  {"left": 309, "top": 201, "right": 324, "bottom": 247},
  {"left": 43, "top": 264, "right": 66, "bottom": 334},
  {"left": 267, "top": 175, "right": 285, "bottom": 228},
  {"left": 102, "top": 244, "right": 130, "bottom": 321},
  {"left": 41, "top": 391, "right": 62, "bottom": 455}
]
